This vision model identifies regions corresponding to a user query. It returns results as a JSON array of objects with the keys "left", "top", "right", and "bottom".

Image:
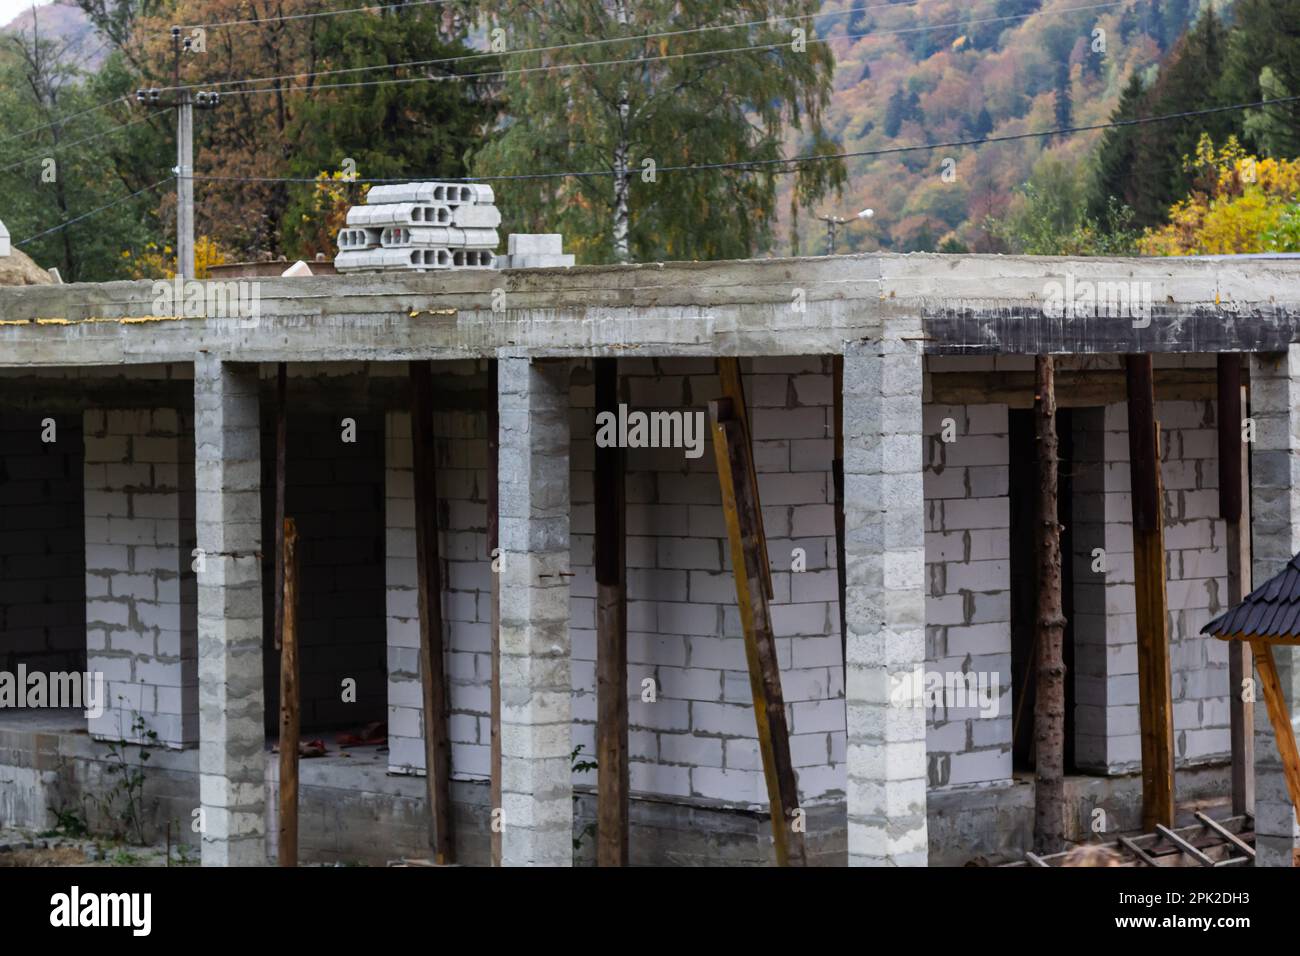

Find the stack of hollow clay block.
[{"left": 334, "top": 182, "right": 500, "bottom": 272}]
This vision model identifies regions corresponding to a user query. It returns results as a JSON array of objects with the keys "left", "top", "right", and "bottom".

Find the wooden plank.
[
  {"left": 273, "top": 362, "right": 287, "bottom": 650},
  {"left": 709, "top": 397, "right": 805, "bottom": 866},
  {"left": 410, "top": 360, "right": 454, "bottom": 864},
  {"left": 1155, "top": 824, "right": 1215, "bottom": 866},
  {"left": 717, "top": 358, "right": 773, "bottom": 601},
  {"left": 277, "top": 517, "right": 300, "bottom": 867},
  {"left": 487, "top": 359, "right": 502, "bottom": 868},
  {"left": 1119, "top": 836, "right": 1160, "bottom": 866},
  {"left": 1194, "top": 811, "right": 1255, "bottom": 859},
  {"left": 1125, "top": 354, "right": 1176, "bottom": 831},
  {"left": 832, "top": 355, "right": 847, "bottom": 662},
  {"left": 594, "top": 357, "right": 629, "bottom": 866},
  {"left": 1217, "top": 356, "right": 1254, "bottom": 817},
  {"left": 1248, "top": 639, "right": 1300, "bottom": 831}
]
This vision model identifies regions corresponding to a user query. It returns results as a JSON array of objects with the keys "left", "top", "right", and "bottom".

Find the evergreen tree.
[
  {"left": 1225, "top": 0, "right": 1300, "bottom": 159},
  {"left": 970, "top": 106, "right": 994, "bottom": 139},
  {"left": 1088, "top": 8, "right": 1240, "bottom": 228},
  {"left": 474, "top": 1, "right": 843, "bottom": 263},
  {"left": 884, "top": 86, "right": 908, "bottom": 137},
  {"left": 1053, "top": 62, "right": 1072, "bottom": 136},
  {"left": 1088, "top": 72, "right": 1145, "bottom": 224}
]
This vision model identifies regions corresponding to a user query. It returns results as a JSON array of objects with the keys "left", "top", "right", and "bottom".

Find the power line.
[
  {"left": 23, "top": 92, "right": 1292, "bottom": 256},
  {"left": 0, "top": 95, "right": 133, "bottom": 147},
  {"left": 170, "top": 0, "right": 931, "bottom": 61},
  {"left": 0, "top": 112, "right": 165, "bottom": 178},
  {"left": 15, "top": 177, "right": 172, "bottom": 247},
  {"left": 163, "top": 0, "right": 1131, "bottom": 97},
  {"left": 187, "top": 93, "right": 1300, "bottom": 185},
  {"left": 178, "top": 0, "right": 460, "bottom": 30},
  {"left": 0, "top": 0, "right": 939, "bottom": 140}
]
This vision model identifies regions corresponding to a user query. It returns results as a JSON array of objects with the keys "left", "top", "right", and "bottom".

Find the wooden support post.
[
  {"left": 1217, "top": 355, "right": 1254, "bottom": 816},
  {"left": 594, "top": 358, "right": 629, "bottom": 866},
  {"left": 710, "top": 397, "right": 805, "bottom": 866},
  {"left": 273, "top": 363, "right": 286, "bottom": 650},
  {"left": 1247, "top": 640, "right": 1300, "bottom": 830},
  {"left": 1033, "top": 355, "right": 1067, "bottom": 854},
  {"left": 487, "top": 359, "right": 502, "bottom": 868},
  {"left": 277, "top": 517, "right": 300, "bottom": 867},
  {"left": 718, "top": 358, "right": 773, "bottom": 600},
  {"left": 411, "top": 360, "right": 454, "bottom": 864},
  {"left": 1125, "top": 354, "right": 1176, "bottom": 831},
  {"left": 832, "top": 355, "right": 847, "bottom": 662}
]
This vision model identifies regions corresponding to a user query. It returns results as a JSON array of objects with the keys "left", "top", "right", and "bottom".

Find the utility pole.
[
  {"left": 135, "top": 26, "right": 221, "bottom": 279},
  {"left": 817, "top": 208, "right": 874, "bottom": 256}
]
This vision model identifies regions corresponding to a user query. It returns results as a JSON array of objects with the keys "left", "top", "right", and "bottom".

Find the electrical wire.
[
  {"left": 186, "top": 93, "right": 1300, "bottom": 185},
  {"left": 15, "top": 177, "right": 172, "bottom": 247}
]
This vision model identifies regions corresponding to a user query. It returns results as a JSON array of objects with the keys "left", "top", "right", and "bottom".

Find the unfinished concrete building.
[{"left": 1, "top": 253, "right": 1299, "bottom": 866}]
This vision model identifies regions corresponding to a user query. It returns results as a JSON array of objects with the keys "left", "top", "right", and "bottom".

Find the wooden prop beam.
[
  {"left": 1032, "top": 355, "right": 1066, "bottom": 853},
  {"left": 411, "top": 360, "right": 454, "bottom": 864},
  {"left": 710, "top": 397, "right": 805, "bottom": 866},
  {"left": 1216, "top": 355, "right": 1254, "bottom": 816},
  {"left": 832, "top": 355, "right": 847, "bottom": 662},
  {"left": 277, "top": 517, "right": 300, "bottom": 867},
  {"left": 1125, "top": 354, "right": 1176, "bottom": 831},
  {"left": 1247, "top": 640, "right": 1300, "bottom": 830},
  {"left": 487, "top": 359, "right": 502, "bottom": 868},
  {"left": 273, "top": 362, "right": 287, "bottom": 651},
  {"left": 594, "top": 358, "right": 629, "bottom": 866},
  {"left": 717, "top": 359, "right": 773, "bottom": 601}
]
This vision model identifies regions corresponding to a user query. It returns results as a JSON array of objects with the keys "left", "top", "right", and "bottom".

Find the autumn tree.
[
  {"left": 472, "top": 1, "right": 844, "bottom": 264},
  {"left": 1139, "top": 135, "right": 1300, "bottom": 255},
  {"left": 282, "top": 5, "right": 500, "bottom": 257}
]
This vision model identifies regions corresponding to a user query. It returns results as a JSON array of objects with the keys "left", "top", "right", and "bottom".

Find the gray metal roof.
[{"left": 1202, "top": 552, "right": 1300, "bottom": 639}]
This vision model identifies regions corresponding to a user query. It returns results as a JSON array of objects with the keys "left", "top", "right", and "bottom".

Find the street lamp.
[{"left": 817, "top": 208, "right": 874, "bottom": 255}]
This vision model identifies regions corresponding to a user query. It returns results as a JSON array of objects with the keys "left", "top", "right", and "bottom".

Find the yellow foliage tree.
[
  {"left": 1140, "top": 135, "right": 1300, "bottom": 256},
  {"left": 295, "top": 172, "right": 369, "bottom": 262},
  {"left": 121, "top": 236, "right": 230, "bottom": 280}
]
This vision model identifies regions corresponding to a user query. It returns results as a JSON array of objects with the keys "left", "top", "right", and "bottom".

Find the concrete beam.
[
  {"left": 194, "top": 356, "right": 266, "bottom": 866},
  {"left": 6, "top": 254, "right": 1300, "bottom": 367},
  {"left": 497, "top": 354, "right": 573, "bottom": 866},
  {"left": 843, "top": 324, "right": 929, "bottom": 866}
]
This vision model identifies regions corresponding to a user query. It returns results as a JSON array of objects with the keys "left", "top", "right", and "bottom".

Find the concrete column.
[
  {"left": 497, "top": 355, "right": 572, "bottom": 866},
  {"left": 194, "top": 357, "right": 266, "bottom": 866},
  {"left": 844, "top": 333, "right": 928, "bottom": 866},
  {"left": 1248, "top": 348, "right": 1300, "bottom": 866}
]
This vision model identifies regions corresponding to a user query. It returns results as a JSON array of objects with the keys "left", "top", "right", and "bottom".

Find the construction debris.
[{"left": 335, "top": 182, "right": 500, "bottom": 272}]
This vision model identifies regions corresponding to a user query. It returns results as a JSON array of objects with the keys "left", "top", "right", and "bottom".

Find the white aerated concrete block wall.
[
  {"left": 385, "top": 357, "right": 845, "bottom": 807},
  {"left": 1077, "top": 400, "right": 1231, "bottom": 773},
  {"left": 83, "top": 409, "right": 197, "bottom": 748},
  {"left": 922, "top": 404, "right": 1013, "bottom": 789},
  {"left": 569, "top": 357, "right": 844, "bottom": 807},
  {"left": 385, "top": 404, "right": 493, "bottom": 779}
]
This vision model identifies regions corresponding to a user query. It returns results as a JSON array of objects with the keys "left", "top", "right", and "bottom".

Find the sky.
[{"left": 0, "top": 0, "right": 53, "bottom": 31}]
